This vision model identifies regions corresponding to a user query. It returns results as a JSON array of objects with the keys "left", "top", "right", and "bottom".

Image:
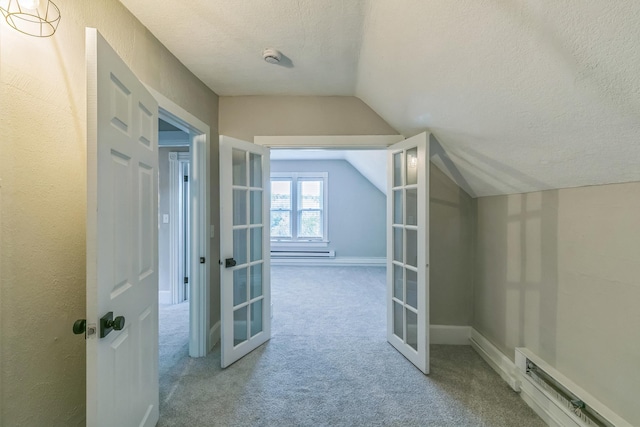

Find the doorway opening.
[
  {"left": 158, "top": 118, "right": 191, "bottom": 306},
  {"left": 268, "top": 148, "right": 387, "bottom": 266},
  {"left": 152, "top": 92, "right": 211, "bottom": 361},
  {"left": 267, "top": 147, "right": 389, "bottom": 343}
]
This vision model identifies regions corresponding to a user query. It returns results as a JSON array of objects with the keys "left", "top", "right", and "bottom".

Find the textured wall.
[
  {"left": 219, "top": 96, "right": 398, "bottom": 142},
  {"left": 474, "top": 181, "right": 640, "bottom": 425},
  {"left": 0, "top": 0, "right": 218, "bottom": 424},
  {"left": 429, "top": 165, "right": 474, "bottom": 326},
  {"left": 271, "top": 159, "right": 386, "bottom": 258}
]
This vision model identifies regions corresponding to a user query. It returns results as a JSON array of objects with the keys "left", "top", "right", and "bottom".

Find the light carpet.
[{"left": 158, "top": 266, "right": 544, "bottom": 426}]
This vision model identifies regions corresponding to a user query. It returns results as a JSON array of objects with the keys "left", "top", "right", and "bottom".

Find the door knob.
[
  {"left": 100, "top": 312, "right": 126, "bottom": 338},
  {"left": 73, "top": 319, "right": 86, "bottom": 335},
  {"left": 225, "top": 258, "right": 237, "bottom": 268}
]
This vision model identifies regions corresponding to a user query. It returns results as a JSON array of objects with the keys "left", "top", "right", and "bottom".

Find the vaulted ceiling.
[{"left": 120, "top": 0, "right": 640, "bottom": 197}]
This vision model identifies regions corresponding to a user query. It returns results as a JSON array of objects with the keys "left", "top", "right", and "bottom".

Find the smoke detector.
[{"left": 262, "top": 48, "right": 282, "bottom": 64}]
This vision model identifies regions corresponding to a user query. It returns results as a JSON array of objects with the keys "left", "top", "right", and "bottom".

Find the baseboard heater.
[
  {"left": 270, "top": 249, "right": 335, "bottom": 258},
  {"left": 515, "top": 348, "right": 629, "bottom": 427}
]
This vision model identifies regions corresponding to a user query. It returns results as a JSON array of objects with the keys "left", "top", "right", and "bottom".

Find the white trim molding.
[
  {"left": 255, "top": 135, "right": 404, "bottom": 148},
  {"left": 149, "top": 86, "right": 211, "bottom": 359},
  {"left": 168, "top": 151, "right": 191, "bottom": 305},
  {"left": 469, "top": 328, "right": 521, "bottom": 392},
  {"left": 468, "top": 329, "right": 633, "bottom": 427},
  {"left": 270, "top": 256, "right": 386, "bottom": 267}
]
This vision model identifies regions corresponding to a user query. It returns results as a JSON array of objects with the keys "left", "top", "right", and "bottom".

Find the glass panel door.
[
  {"left": 386, "top": 132, "right": 430, "bottom": 374},
  {"left": 220, "top": 136, "right": 271, "bottom": 368}
]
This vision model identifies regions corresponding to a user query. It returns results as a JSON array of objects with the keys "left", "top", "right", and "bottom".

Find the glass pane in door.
[
  {"left": 233, "top": 229, "right": 247, "bottom": 265},
  {"left": 406, "top": 229, "right": 417, "bottom": 267},
  {"left": 232, "top": 149, "right": 247, "bottom": 186},
  {"left": 406, "top": 147, "right": 418, "bottom": 185},
  {"left": 249, "top": 153, "right": 262, "bottom": 187},
  {"left": 406, "top": 309, "right": 418, "bottom": 350},
  {"left": 393, "top": 302, "right": 403, "bottom": 339},
  {"left": 393, "top": 190, "right": 403, "bottom": 224},
  {"left": 250, "top": 227, "right": 262, "bottom": 262},
  {"left": 250, "top": 264, "right": 263, "bottom": 298},
  {"left": 393, "top": 227, "right": 403, "bottom": 263},
  {"left": 233, "top": 306, "right": 248, "bottom": 346},
  {"left": 233, "top": 268, "right": 248, "bottom": 306},
  {"left": 250, "top": 191, "right": 262, "bottom": 224},
  {"left": 233, "top": 190, "right": 247, "bottom": 225},
  {"left": 406, "top": 268, "right": 417, "bottom": 309},
  {"left": 393, "top": 264, "right": 403, "bottom": 299},
  {"left": 393, "top": 152, "right": 402, "bottom": 187},
  {"left": 250, "top": 300, "right": 263, "bottom": 337},
  {"left": 406, "top": 189, "right": 417, "bottom": 226}
]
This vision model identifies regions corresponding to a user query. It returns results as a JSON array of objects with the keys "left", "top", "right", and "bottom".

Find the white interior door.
[
  {"left": 387, "top": 132, "right": 430, "bottom": 374},
  {"left": 220, "top": 136, "right": 271, "bottom": 368},
  {"left": 86, "top": 28, "right": 159, "bottom": 426}
]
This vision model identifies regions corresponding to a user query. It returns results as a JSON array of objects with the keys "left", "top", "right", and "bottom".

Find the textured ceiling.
[
  {"left": 120, "top": 0, "right": 368, "bottom": 95},
  {"left": 120, "top": 0, "right": 640, "bottom": 196}
]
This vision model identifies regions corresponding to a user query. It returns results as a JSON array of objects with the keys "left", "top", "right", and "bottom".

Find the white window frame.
[{"left": 270, "top": 172, "right": 329, "bottom": 244}]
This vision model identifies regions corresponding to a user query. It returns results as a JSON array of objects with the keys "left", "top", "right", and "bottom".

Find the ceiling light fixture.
[
  {"left": 0, "top": 0, "right": 60, "bottom": 37},
  {"left": 262, "top": 48, "right": 282, "bottom": 64}
]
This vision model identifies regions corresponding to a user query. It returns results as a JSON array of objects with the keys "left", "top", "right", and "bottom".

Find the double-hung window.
[{"left": 270, "top": 172, "right": 328, "bottom": 242}]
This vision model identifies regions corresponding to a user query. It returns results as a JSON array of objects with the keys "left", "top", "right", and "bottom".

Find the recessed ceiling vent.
[{"left": 262, "top": 48, "right": 282, "bottom": 64}]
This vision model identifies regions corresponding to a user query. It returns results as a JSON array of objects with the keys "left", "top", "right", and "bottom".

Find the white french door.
[
  {"left": 86, "top": 28, "right": 159, "bottom": 426},
  {"left": 219, "top": 136, "right": 271, "bottom": 368},
  {"left": 387, "top": 132, "right": 430, "bottom": 374}
]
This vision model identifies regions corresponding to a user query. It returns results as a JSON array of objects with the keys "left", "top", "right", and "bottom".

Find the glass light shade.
[{"left": 1, "top": 0, "right": 61, "bottom": 37}]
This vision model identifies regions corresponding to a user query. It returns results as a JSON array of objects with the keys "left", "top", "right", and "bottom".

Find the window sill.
[{"left": 270, "top": 241, "right": 330, "bottom": 249}]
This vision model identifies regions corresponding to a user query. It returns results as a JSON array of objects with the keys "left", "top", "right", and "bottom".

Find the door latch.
[
  {"left": 72, "top": 319, "right": 97, "bottom": 339},
  {"left": 100, "top": 312, "right": 126, "bottom": 338},
  {"left": 225, "top": 258, "right": 237, "bottom": 268}
]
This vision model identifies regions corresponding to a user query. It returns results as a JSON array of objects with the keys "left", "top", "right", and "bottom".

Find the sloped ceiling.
[
  {"left": 271, "top": 149, "right": 387, "bottom": 194},
  {"left": 120, "top": 0, "right": 640, "bottom": 197}
]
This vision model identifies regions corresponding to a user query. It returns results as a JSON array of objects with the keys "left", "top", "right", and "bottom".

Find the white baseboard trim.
[
  {"left": 158, "top": 291, "right": 172, "bottom": 305},
  {"left": 430, "top": 325, "right": 470, "bottom": 345},
  {"left": 470, "top": 328, "right": 631, "bottom": 427},
  {"left": 469, "top": 328, "right": 521, "bottom": 392},
  {"left": 271, "top": 257, "right": 386, "bottom": 267},
  {"left": 208, "top": 321, "right": 220, "bottom": 353}
]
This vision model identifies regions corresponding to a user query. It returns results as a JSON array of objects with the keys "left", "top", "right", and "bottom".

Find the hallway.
[{"left": 158, "top": 266, "right": 544, "bottom": 426}]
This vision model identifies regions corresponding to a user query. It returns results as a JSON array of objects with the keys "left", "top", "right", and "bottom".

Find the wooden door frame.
[{"left": 149, "top": 87, "right": 211, "bottom": 358}]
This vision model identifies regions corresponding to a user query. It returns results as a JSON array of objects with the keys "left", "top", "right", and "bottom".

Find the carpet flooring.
[{"left": 158, "top": 266, "right": 545, "bottom": 426}]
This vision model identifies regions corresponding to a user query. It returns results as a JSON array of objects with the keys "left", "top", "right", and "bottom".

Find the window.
[{"left": 270, "top": 172, "right": 328, "bottom": 242}]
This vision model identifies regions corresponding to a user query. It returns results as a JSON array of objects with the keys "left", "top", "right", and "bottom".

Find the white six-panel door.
[
  {"left": 220, "top": 136, "right": 271, "bottom": 368},
  {"left": 387, "top": 132, "right": 430, "bottom": 374},
  {"left": 86, "top": 28, "right": 159, "bottom": 426}
]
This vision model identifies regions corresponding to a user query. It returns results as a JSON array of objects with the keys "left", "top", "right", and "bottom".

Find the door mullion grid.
[
  {"left": 402, "top": 152, "right": 408, "bottom": 345},
  {"left": 243, "top": 150, "right": 252, "bottom": 345}
]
